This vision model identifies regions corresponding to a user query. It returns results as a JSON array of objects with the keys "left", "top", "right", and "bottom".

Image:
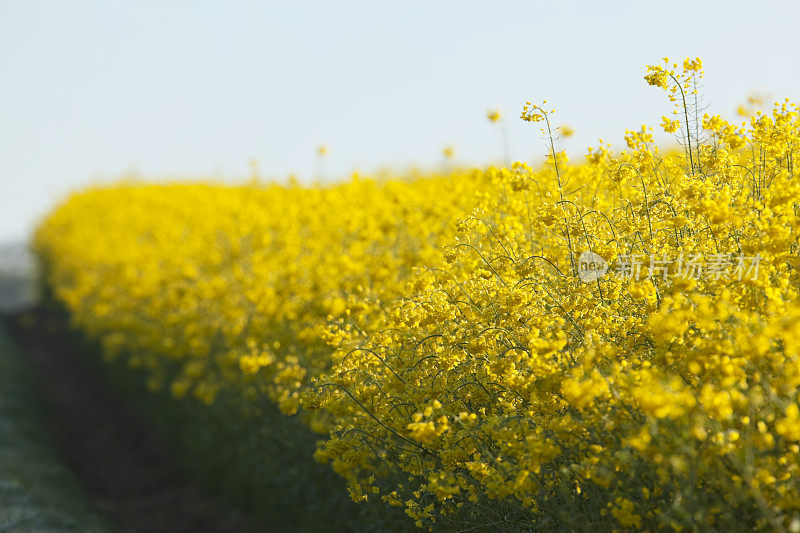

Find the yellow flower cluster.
[
  {"left": 35, "top": 58, "right": 800, "bottom": 530},
  {"left": 35, "top": 172, "right": 486, "bottom": 416},
  {"left": 311, "top": 63, "right": 800, "bottom": 529}
]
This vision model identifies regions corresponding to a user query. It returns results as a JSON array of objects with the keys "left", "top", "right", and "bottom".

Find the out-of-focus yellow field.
[{"left": 35, "top": 58, "right": 800, "bottom": 530}]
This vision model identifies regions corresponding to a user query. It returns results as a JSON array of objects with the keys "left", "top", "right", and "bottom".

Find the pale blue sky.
[{"left": 2, "top": 1, "right": 799, "bottom": 242}]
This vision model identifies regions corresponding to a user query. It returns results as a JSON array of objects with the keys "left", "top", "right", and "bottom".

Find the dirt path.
[{"left": 4, "top": 308, "right": 266, "bottom": 533}]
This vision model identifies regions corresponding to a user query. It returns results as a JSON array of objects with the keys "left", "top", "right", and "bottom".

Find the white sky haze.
[{"left": 2, "top": 0, "right": 799, "bottom": 242}]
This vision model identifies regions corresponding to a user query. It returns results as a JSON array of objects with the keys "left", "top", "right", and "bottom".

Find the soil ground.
[{"left": 4, "top": 308, "right": 266, "bottom": 532}]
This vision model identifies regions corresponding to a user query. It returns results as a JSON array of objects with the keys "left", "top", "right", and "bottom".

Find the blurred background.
[{"left": 2, "top": 0, "right": 799, "bottom": 295}]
